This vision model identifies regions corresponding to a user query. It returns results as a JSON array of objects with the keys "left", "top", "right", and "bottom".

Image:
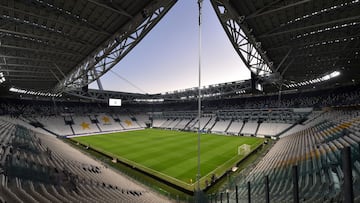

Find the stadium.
[{"left": 0, "top": 0, "right": 359, "bottom": 202}]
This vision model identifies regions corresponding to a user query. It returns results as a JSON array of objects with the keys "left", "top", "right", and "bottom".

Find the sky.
[{"left": 89, "top": 0, "right": 250, "bottom": 94}]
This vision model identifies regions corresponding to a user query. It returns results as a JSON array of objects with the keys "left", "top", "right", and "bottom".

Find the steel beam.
[
  {"left": 49, "top": 69, "right": 62, "bottom": 83},
  {"left": 29, "top": 0, "right": 105, "bottom": 32},
  {"left": 259, "top": 15, "right": 360, "bottom": 39},
  {"left": 210, "top": 0, "right": 274, "bottom": 77},
  {"left": 0, "top": 54, "right": 64, "bottom": 63},
  {"left": 54, "top": 63, "right": 67, "bottom": 79},
  {"left": 64, "top": 88, "right": 145, "bottom": 103},
  {"left": 0, "top": 21, "right": 11, "bottom": 29},
  {"left": 86, "top": 0, "right": 133, "bottom": 18},
  {"left": 54, "top": 0, "right": 178, "bottom": 92},
  {"left": 0, "top": 28, "right": 94, "bottom": 47},
  {"left": 0, "top": 4, "right": 110, "bottom": 36},
  {"left": 0, "top": 69, "right": 56, "bottom": 74},
  {"left": 5, "top": 72, "right": 56, "bottom": 77},
  {"left": 275, "top": 49, "right": 292, "bottom": 72},
  {"left": 0, "top": 52, "right": 78, "bottom": 64},
  {"left": 246, "top": 0, "right": 283, "bottom": 19},
  {"left": 63, "top": 79, "right": 251, "bottom": 102},
  {"left": 268, "top": 32, "right": 360, "bottom": 51},
  {"left": 8, "top": 78, "right": 55, "bottom": 81},
  {"left": 2, "top": 37, "right": 86, "bottom": 56},
  {"left": 0, "top": 63, "right": 57, "bottom": 70},
  {"left": 0, "top": 44, "right": 83, "bottom": 57},
  {"left": 247, "top": 0, "right": 311, "bottom": 19},
  {"left": 96, "top": 79, "right": 104, "bottom": 91},
  {"left": 288, "top": 57, "right": 356, "bottom": 66},
  {"left": 276, "top": 48, "right": 359, "bottom": 59},
  {"left": 280, "top": 59, "right": 294, "bottom": 77}
]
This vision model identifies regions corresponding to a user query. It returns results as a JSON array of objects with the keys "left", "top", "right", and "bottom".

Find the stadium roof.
[
  {"left": 211, "top": 0, "right": 360, "bottom": 87},
  {"left": 0, "top": 0, "right": 359, "bottom": 100},
  {"left": 0, "top": 0, "right": 176, "bottom": 92}
]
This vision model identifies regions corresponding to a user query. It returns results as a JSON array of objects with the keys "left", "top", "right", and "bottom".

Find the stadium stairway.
[
  {"left": 238, "top": 120, "right": 246, "bottom": 135},
  {"left": 206, "top": 117, "right": 218, "bottom": 132},
  {"left": 211, "top": 119, "right": 230, "bottom": 134},
  {"left": 187, "top": 118, "right": 199, "bottom": 131},
  {"left": 168, "top": 119, "right": 181, "bottom": 129},
  {"left": 226, "top": 120, "right": 243, "bottom": 135},
  {"left": 276, "top": 122, "right": 299, "bottom": 137},
  {"left": 182, "top": 118, "right": 194, "bottom": 130},
  {"left": 110, "top": 114, "right": 127, "bottom": 130},
  {"left": 201, "top": 117, "right": 214, "bottom": 131},
  {"left": 254, "top": 121, "right": 261, "bottom": 137},
  {"left": 88, "top": 115, "right": 102, "bottom": 132},
  {"left": 172, "top": 118, "right": 187, "bottom": 130},
  {"left": 224, "top": 119, "right": 233, "bottom": 133}
]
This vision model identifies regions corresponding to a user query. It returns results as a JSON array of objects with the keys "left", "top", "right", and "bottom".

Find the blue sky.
[{"left": 89, "top": 0, "right": 250, "bottom": 94}]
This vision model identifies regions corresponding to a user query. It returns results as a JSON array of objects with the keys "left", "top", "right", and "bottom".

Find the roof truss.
[
  {"left": 210, "top": 0, "right": 275, "bottom": 77},
  {"left": 54, "top": 0, "right": 177, "bottom": 93}
]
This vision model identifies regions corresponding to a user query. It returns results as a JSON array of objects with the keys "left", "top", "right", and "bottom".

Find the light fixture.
[
  {"left": 9, "top": 87, "right": 62, "bottom": 97},
  {"left": 286, "top": 71, "right": 340, "bottom": 89},
  {"left": 0, "top": 72, "right": 5, "bottom": 84}
]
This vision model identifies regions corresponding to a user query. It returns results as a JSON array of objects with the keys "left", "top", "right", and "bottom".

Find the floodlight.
[{"left": 330, "top": 71, "right": 340, "bottom": 78}]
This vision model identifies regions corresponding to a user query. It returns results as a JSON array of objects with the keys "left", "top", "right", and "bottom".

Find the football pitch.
[{"left": 71, "top": 129, "right": 263, "bottom": 190}]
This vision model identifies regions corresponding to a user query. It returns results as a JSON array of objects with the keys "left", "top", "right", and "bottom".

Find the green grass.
[{"left": 71, "top": 128, "right": 263, "bottom": 191}]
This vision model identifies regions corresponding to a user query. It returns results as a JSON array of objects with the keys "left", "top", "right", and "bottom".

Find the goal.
[{"left": 238, "top": 144, "right": 251, "bottom": 156}]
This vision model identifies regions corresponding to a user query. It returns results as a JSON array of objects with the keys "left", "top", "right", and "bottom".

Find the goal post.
[{"left": 238, "top": 144, "right": 251, "bottom": 156}]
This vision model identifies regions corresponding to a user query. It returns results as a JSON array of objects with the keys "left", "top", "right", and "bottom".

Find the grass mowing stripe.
[
  {"left": 72, "top": 129, "right": 263, "bottom": 191},
  {"left": 126, "top": 136, "right": 194, "bottom": 161}
]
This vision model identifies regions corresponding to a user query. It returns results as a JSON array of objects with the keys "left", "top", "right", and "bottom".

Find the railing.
[{"left": 207, "top": 146, "right": 360, "bottom": 203}]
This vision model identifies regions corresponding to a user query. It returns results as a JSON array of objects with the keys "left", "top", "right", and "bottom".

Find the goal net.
[{"left": 238, "top": 144, "right": 251, "bottom": 156}]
